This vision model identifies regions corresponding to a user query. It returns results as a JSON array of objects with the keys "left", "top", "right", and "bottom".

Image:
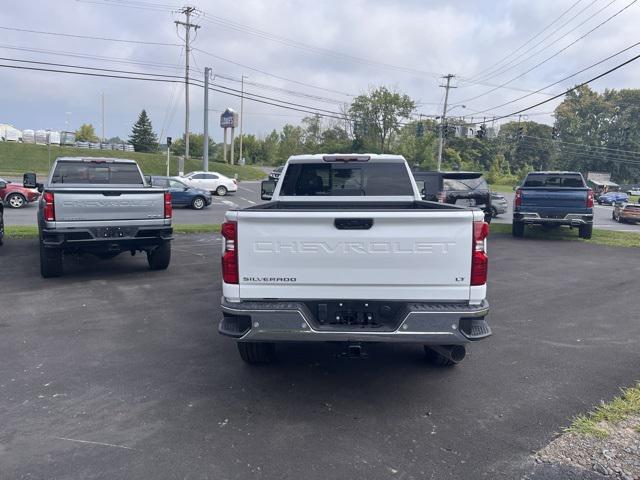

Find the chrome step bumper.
[{"left": 219, "top": 299, "right": 490, "bottom": 344}]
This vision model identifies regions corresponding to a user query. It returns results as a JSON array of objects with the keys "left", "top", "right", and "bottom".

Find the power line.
[
  {"left": 462, "top": 51, "right": 640, "bottom": 125},
  {"left": 466, "top": 41, "right": 640, "bottom": 117},
  {"left": 519, "top": 138, "right": 640, "bottom": 166},
  {"left": 79, "top": 0, "right": 444, "bottom": 79},
  {"left": 464, "top": 0, "right": 586, "bottom": 82},
  {"left": 465, "top": 0, "right": 603, "bottom": 84},
  {"left": 0, "top": 61, "right": 351, "bottom": 121},
  {"left": 458, "top": 0, "right": 638, "bottom": 105},
  {"left": 472, "top": 0, "right": 612, "bottom": 84},
  {"left": 192, "top": 47, "right": 353, "bottom": 97},
  {"left": 524, "top": 135, "right": 640, "bottom": 157},
  {"left": 0, "top": 23, "right": 355, "bottom": 98},
  {"left": 0, "top": 25, "right": 181, "bottom": 46}
]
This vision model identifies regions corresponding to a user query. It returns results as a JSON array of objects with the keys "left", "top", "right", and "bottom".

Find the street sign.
[{"left": 220, "top": 108, "right": 238, "bottom": 128}]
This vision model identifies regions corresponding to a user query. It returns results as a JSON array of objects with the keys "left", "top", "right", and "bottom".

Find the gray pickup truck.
[{"left": 24, "top": 157, "right": 173, "bottom": 278}]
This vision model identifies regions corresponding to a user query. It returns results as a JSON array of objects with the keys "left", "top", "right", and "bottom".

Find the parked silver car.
[{"left": 490, "top": 192, "right": 508, "bottom": 217}]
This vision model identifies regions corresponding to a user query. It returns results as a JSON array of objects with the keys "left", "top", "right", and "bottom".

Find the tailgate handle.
[
  {"left": 102, "top": 192, "right": 122, "bottom": 196},
  {"left": 334, "top": 218, "right": 373, "bottom": 230}
]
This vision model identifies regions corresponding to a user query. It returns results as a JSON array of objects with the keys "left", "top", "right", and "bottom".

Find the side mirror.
[
  {"left": 23, "top": 172, "right": 38, "bottom": 189},
  {"left": 415, "top": 180, "right": 426, "bottom": 199},
  {"left": 261, "top": 180, "right": 276, "bottom": 201},
  {"left": 0, "top": 181, "right": 6, "bottom": 189}
]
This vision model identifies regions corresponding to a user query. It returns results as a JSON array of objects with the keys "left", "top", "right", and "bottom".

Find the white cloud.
[{"left": 0, "top": 0, "right": 639, "bottom": 141}]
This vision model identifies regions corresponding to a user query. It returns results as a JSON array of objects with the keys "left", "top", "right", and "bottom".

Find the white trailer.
[{"left": 23, "top": 129, "right": 35, "bottom": 144}]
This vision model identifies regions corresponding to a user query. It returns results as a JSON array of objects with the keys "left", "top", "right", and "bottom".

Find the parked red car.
[{"left": 0, "top": 177, "right": 41, "bottom": 208}]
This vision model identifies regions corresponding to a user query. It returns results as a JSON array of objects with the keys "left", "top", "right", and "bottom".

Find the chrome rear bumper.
[
  {"left": 514, "top": 212, "right": 593, "bottom": 226},
  {"left": 219, "top": 299, "right": 490, "bottom": 344}
]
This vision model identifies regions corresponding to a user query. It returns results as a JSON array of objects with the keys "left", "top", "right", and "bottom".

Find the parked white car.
[
  {"left": 626, "top": 188, "right": 640, "bottom": 196},
  {"left": 180, "top": 171, "right": 237, "bottom": 196}
]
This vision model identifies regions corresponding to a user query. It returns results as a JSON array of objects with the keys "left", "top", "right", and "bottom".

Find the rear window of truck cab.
[
  {"left": 51, "top": 161, "right": 143, "bottom": 185},
  {"left": 523, "top": 173, "right": 584, "bottom": 188},
  {"left": 279, "top": 162, "right": 414, "bottom": 196}
]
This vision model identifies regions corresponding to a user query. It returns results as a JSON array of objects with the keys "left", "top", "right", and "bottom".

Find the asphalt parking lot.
[
  {"left": 5, "top": 182, "right": 639, "bottom": 233},
  {"left": 1, "top": 234, "right": 638, "bottom": 479}
]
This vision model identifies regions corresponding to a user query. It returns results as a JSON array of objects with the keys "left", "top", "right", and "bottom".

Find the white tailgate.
[
  {"left": 55, "top": 191, "right": 165, "bottom": 222},
  {"left": 237, "top": 210, "right": 474, "bottom": 301}
]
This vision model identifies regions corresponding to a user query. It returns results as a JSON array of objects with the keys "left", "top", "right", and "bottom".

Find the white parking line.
[
  {"left": 221, "top": 200, "right": 239, "bottom": 208},
  {"left": 240, "top": 197, "right": 256, "bottom": 204},
  {"left": 238, "top": 186, "right": 256, "bottom": 193}
]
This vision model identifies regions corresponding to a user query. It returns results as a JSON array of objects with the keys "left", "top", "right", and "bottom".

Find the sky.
[{"left": 1, "top": 0, "right": 639, "bottom": 143}]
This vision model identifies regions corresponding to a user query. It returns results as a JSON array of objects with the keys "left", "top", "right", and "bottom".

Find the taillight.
[
  {"left": 221, "top": 221, "right": 239, "bottom": 284},
  {"left": 586, "top": 189, "right": 594, "bottom": 208},
  {"left": 43, "top": 191, "right": 55, "bottom": 222},
  {"left": 437, "top": 191, "right": 446, "bottom": 203},
  {"left": 514, "top": 189, "right": 522, "bottom": 208},
  {"left": 471, "top": 221, "right": 489, "bottom": 286},
  {"left": 164, "top": 192, "right": 172, "bottom": 219}
]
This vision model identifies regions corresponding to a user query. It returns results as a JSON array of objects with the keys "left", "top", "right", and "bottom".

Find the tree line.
[{"left": 77, "top": 85, "right": 640, "bottom": 183}]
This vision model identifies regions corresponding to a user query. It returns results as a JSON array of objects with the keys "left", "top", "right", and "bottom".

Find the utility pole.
[
  {"left": 437, "top": 74, "right": 456, "bottom": 171},
  {"left": 175, "top": 6, "right": 200, "bottom": 160},
  {"left": 101, "top": 92, "right": 105, "bottom": 142},
  {"left": 239, "top": 75, "right": 247, "bottom": 165},
  {"left": 203, "top": 67, "right": 211, "bottom": 171}
]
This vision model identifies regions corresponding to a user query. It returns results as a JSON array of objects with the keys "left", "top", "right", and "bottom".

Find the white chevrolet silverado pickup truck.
[{"left": 219, "top": 154, "right": 490, "bottom": 366}]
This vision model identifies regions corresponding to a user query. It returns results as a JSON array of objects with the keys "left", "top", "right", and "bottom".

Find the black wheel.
[
  {"left": 191, "top": 196, "right": 206, "bottom": 210},
  {"left": 216, "top": 185, "right": 228, "bottom": 196},
  {"left": 424, "top": 346, "right": 457, "bottom": 367},
  {"left": 0, "top": 209, "right": 4, "bottom": 246},
  {"left": 237, "top": 342, "right": 276, "bottom": 364},
  {"left": 40, "top": 243, "right": 63, "bottom": 278},
  {"left": 6, "top": 193, "right": 26, "bottom": 209},
  {"left": 579, "top": 224, "right": 593, "bottom": 239},
  {"left": 147, "top": 242, "right": 171, "bottom": 270},
  {"left": 512, "top": 221, "right": 525, "bottom": 238}
]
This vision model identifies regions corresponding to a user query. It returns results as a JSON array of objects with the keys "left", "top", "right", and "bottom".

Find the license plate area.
[
  {"left": 304, "top": 300, "right": 407, "bottom": 331},
  {"left": 92, "top": 227, "right": 136, "bottom": 238}
]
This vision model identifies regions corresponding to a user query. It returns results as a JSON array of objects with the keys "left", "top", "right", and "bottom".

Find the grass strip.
[
  {"left": 567, "top": 384, "right": 640, "bottom": 438},
  {"left": 490, "top": 223, "right": 640, "bottom": 248}
]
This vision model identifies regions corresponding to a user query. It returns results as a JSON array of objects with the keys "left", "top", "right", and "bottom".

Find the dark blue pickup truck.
[{"left": 513, "top": 171, "right": 594, "bottom": 239}]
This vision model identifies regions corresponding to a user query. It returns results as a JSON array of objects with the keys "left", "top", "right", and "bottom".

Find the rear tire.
[
  {"left": 40, "top": 243, "right": 63, "bottom": 278},
  {"left": 216, "top": 185, "right": 228, "bottom": 196},
  {"left": 191, "top": 196, "right": 206, "bottom": 210},
  {"left": 579, "top": 224, "right": 593, "bottom": 239},
  {"left": 512, "top": 221, "right": 525, "bottom": 237},
  {"left": 147, "top": 242, "right": 171, "bottom": 270},
  {"left": 237, "top": 342, "right": 276, "bottom": 364},
  {"left": 424, "top": 346, "right": 457, "bottom": 367}
]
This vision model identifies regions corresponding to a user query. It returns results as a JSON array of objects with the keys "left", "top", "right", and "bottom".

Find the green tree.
[
  {"left": 75, "top": 123, "right": 98, "bottom": 142},
  {"left": 278, "top": 124, "right": 305, "bottom": 160},
  {"left": 170, "top": 133, "right": 214, "bottom": 158},
  {"left": 261, "top": 130, "right": 281, "bottom": 165},
  {"left": 349, "top": 86, "right": 416, "bottom": 152},
  {"left": 554, "top": 85, "right": 640, "bottom": 182},
  {"left": 129, "top": 110, "right": 158, "bottom": 153}
]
